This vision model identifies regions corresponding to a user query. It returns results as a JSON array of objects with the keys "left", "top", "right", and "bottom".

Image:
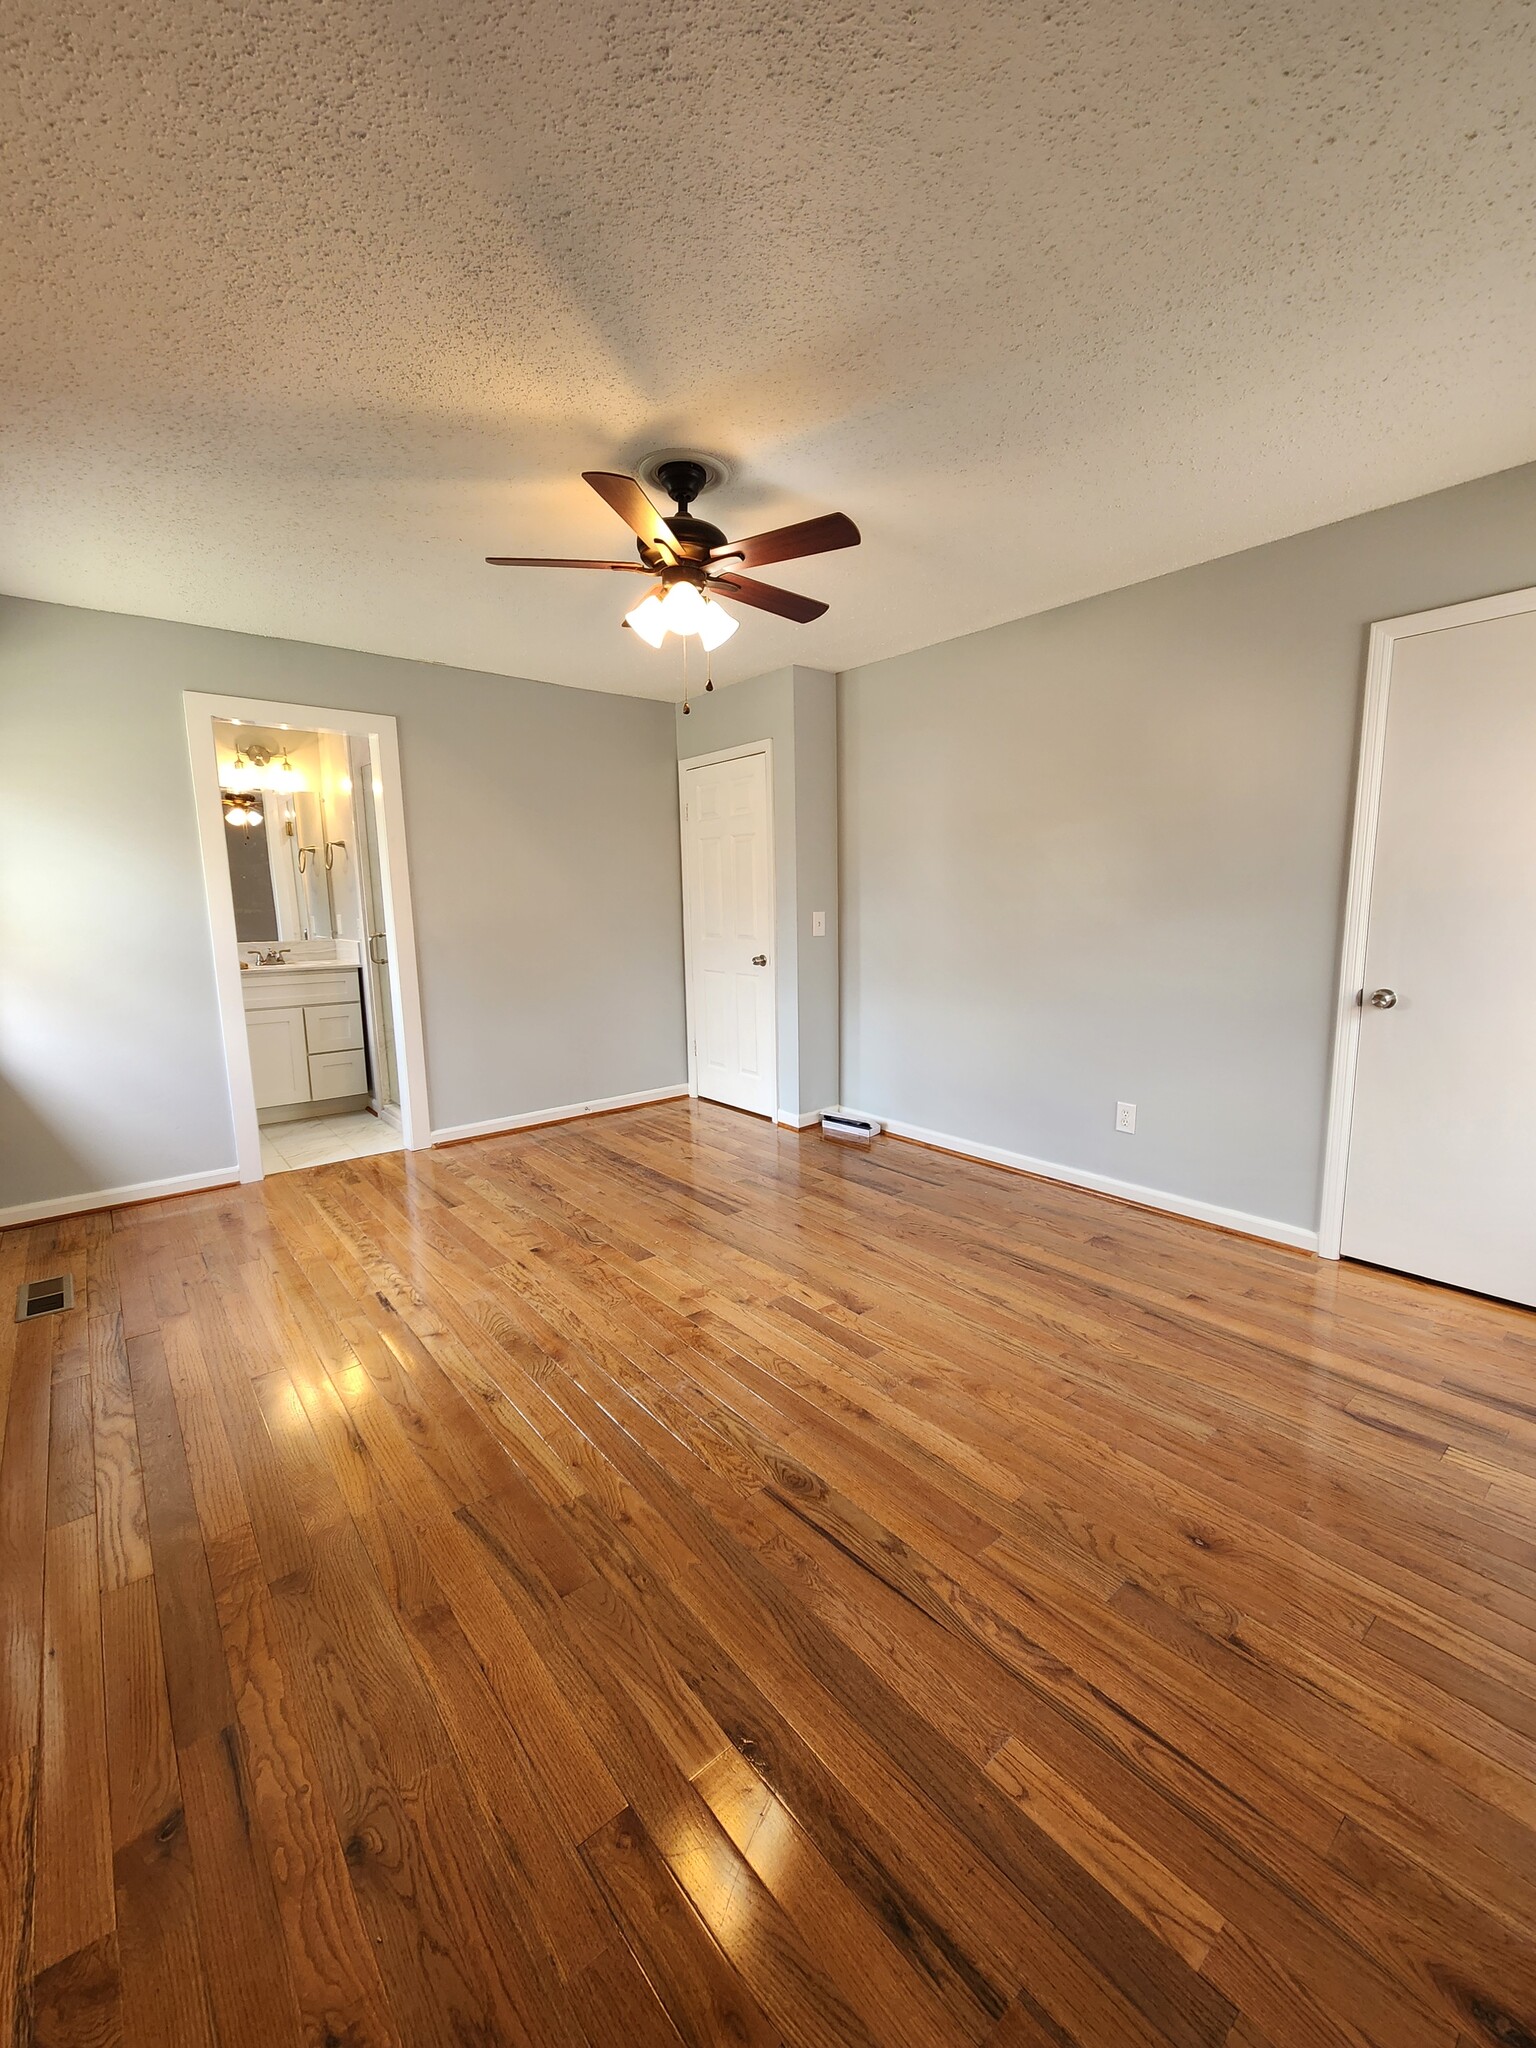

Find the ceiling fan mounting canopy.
[
  {"left": 638, "top": 461, "right": 729, "bottom": 566},
  {"left": 652, "top": 457, "right": 712, "bottom": 514},
  {"left": 634, "top": 448, "right": 734, "bottom": 499}
]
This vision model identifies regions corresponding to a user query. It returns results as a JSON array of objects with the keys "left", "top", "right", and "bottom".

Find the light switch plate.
[{"left": 812, "top": 911, "right": 826, "bottom": 936}]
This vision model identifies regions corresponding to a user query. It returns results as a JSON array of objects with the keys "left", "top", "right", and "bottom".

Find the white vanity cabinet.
[{"left": 242, "top": 965, "right": 369, "bottom": 1116}]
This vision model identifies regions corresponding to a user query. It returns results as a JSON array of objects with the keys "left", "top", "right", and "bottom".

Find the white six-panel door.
[
  {"left": 681, "top": 749, "right": 776, "bottom": 1118},
  {"left": 1339, "top": 604, "right": 1536, "bottom": 1306}
]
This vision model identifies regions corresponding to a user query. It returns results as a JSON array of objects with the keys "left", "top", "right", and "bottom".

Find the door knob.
[
  {"left": 1368, "top": 988, "right": 1397, "bottom": 1009},
  {"left": 752, "top": 954, "right": 768, "bottom": 966}
]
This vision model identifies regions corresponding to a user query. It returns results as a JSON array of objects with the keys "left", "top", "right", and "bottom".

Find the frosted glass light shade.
[
  {"left": 625, "top": 591, "right": 669, "bottom": 647},
  {"left": 625, "top": 581, "right": 739, "bottom": 650},
  {"left": 695, "top": 598, "right": 738, "bottom": 650},
  {"left": 657, "top": 581, "right": 707, "bottom": 635}
]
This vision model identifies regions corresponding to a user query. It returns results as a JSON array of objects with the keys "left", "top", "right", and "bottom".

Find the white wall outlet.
[
  {"left": 812, "top": 911, "right": 826, "bottom": 936},
  {"left": 1115, "top": 1101, "right": 1137, "bottom": 1133}
]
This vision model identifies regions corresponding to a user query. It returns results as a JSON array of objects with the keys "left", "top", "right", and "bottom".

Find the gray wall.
[
  {"left": 788, "top": 669, "right": 840, "bottom": 1115},
  {"left": 0, "top": 597, "right": 686, "bottom": 1211},
  {"left": 840, "top": 461, "right": 1536, "bottom": 1234},
  {"left": 11, "top": 457, "right": 1536, "bottom": 1229},
  {"left": 677, "top": 666, "right": 839, "bottom": 1118}
]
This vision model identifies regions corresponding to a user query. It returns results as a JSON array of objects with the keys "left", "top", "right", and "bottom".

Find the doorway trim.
[
  {"left": 1318, "top": 583, "right": 1536, "bottom": 1259},
  {"left": 183, "top": 691, "right": 432, "bottom": 1183},
  {"left": 677, "top": 739, "right": 779, "bottom": 1122}
]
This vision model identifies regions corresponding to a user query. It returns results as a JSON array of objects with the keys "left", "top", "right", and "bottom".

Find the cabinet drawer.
[
  {"left": 308, "top": 1048, "right": 368, "bottom": 1100},
  {"left": 244, "top": 970, "right": 359, "bottom": 1011},
  {"left": 304, "top": 1002, "right": 364, "bottom": 1054}
]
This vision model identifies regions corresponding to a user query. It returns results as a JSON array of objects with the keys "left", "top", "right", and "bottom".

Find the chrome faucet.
[{"left": 247, "top": 946, "right": 291, "bottom": 967}]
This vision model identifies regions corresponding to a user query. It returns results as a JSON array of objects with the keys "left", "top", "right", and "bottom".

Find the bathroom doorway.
[{"left": 184, "top": 692, "right": 431, "bottom": 1182}]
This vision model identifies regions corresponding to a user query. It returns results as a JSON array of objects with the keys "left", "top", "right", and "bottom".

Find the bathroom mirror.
[{"left": 216, "top": 722, "right": 357, "bottom": 945}]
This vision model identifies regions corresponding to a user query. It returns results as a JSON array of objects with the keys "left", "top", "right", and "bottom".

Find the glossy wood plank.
[
  {"left": 99, "top": 1577, "right": 216, "bottom": 2048},
  {"left": 3, "top": 1100, "right": 1533, "bottom": 2047},
  {"left": 32, "top": 1518, "right": 114, "bottom": 1974},
  {"left": 209, "top": 1547, "right": 399, "bottom": 2048},
  {"left": 30, "top": 1931, "right": 121, "bottom": 2048},
  {"left": 0, "top": 1309, "right": 55, "bottom": 1760}
]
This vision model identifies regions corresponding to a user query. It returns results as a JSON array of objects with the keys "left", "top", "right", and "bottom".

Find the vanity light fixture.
[{"left": 224, "top": 741, "right": 306, "bottom": 794}]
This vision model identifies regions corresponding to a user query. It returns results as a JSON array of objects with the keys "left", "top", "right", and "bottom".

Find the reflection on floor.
[{"left": 258, "top": 1109, "right": 404, "bottom": 1175}]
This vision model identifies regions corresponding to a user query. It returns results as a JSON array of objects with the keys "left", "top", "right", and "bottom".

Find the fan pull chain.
[
  {"left": 681, "top": 632, "right": 690, "bottom": 715},
  {"left": 705, "top": 644, "right": 714, "bottom": 692}
]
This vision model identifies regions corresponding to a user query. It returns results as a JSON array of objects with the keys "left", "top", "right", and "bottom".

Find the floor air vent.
[{"left": 15, "top": 1276, "right": 75, "bottom": 1321}]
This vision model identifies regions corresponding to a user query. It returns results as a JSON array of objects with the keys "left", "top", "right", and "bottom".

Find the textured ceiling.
[{"left": 3, "top": 0, "right": 1534, "bottom": 699}]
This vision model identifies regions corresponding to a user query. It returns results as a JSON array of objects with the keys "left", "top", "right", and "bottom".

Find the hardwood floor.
[{"left": 3, "top": 1098, "right": 1534, "bottom": 2047}]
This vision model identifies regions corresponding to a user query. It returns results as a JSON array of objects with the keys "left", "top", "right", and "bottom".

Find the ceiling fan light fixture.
[
  {"left": 624, "top": 579, "right": 740, "bottom": 651},
  {"left": 624, "top": 590, "right": 670, "bottom": 648},
  {"left": 694, "top": 596, "right": 738, "bottom": 651},
  {"left": 222, "top": 790, "right": 265, "bottom": 829}
]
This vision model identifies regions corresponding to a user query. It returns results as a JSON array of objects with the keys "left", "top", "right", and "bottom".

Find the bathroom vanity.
[{"left": 241, "top": 961, "right": 369, "bottom": 1120}]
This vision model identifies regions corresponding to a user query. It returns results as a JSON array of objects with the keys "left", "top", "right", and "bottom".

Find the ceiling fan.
[{"left": 486, "top": 458, "right": 860, "bottom": 653}]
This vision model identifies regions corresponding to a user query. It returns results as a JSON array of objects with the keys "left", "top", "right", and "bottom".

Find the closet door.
[
  {"left": 681, "top": 749, "right": 776, "bottom": 1118},
  {"left": 1340, "top": 605, "right": 1536, "bottom": 1305}
]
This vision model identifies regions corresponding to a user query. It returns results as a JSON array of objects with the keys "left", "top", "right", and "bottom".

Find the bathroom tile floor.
[{"left": 258, "top": 1109, "right": 404, "bottom": 1175}]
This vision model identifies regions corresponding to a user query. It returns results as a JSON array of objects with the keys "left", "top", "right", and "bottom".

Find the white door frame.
[
  {"left": 1318, "top": 583, "right": 1536, "bottom": 1259},
  {"left": 677, "top": 739, "right": 779, "bottom": 1121},
  {"left": 184, "top": 691, "right": 432, "bottom": 1182}
]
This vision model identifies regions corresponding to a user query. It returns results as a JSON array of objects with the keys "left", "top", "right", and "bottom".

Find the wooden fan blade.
[
  {"left": 710, "top": 510, "right": 860, "bottom": 570},
  {"left": 485, "top": 556, "right": 651, "bottom": 570},
  {"left": 708, "top": 572, "right": 828, "bottom": 623},
  {"left": 581, "top": 472, "right": 677, "bottom": 559}
]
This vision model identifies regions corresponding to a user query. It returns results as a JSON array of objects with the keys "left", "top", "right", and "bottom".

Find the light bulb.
[
  {"left": 695, "top": 597, "right": 738, "bottom": 651},
  {"left": 657, "top": 581, "right": 708, "bottom": 636},
  {"left": 624, "top": 591, "right": 670, "bottom": 648}
]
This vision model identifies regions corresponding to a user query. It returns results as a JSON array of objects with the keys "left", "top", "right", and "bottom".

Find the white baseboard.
[
  {"left": 0, "top": 1167, "right": 240, "bottom": 1231},
  {"left": 430, "top": 1084, "right": 689, "bottom": 1147},
  {"left": 376, "top": 1102, "right": 403, "bottom": 1129},
  {"left": 870, "top": 1114, "right": 1318, "bottom": 1252},
  {"left": 777, "top": 1108, "right": 825, "bottom": 1129}
]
